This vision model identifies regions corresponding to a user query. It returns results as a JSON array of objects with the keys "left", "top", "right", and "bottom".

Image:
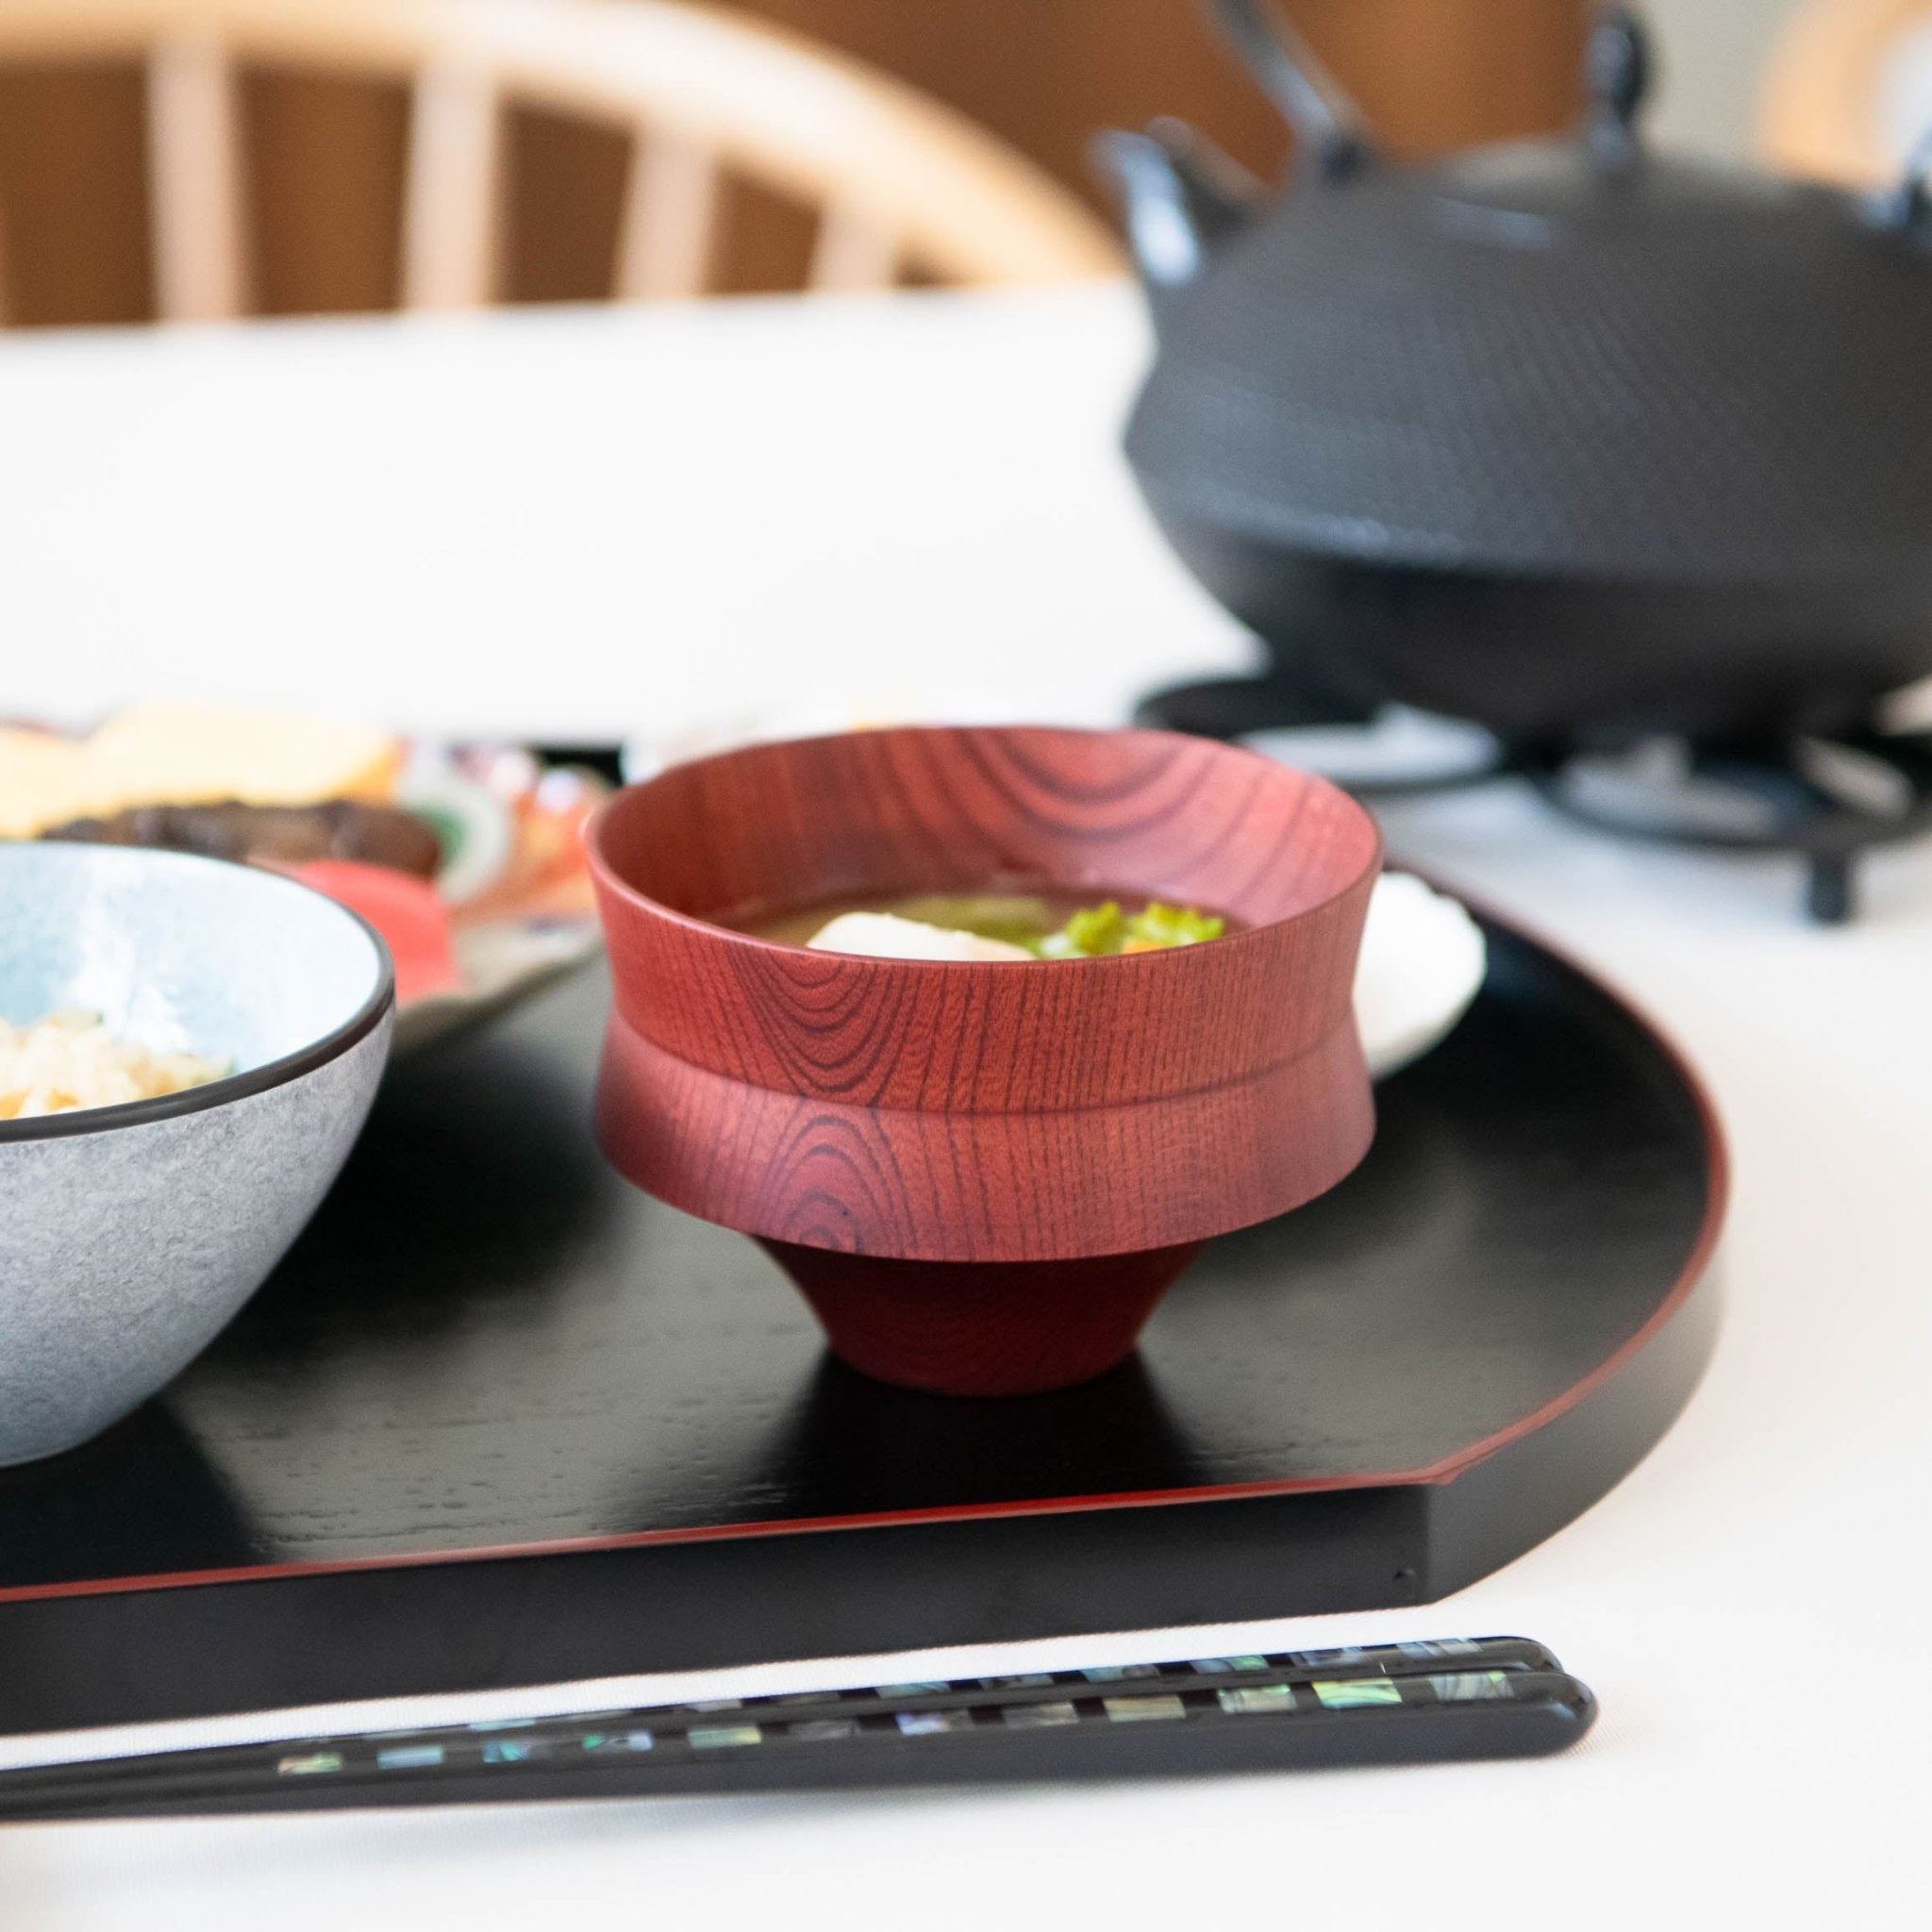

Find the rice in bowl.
[{"left": 0, "top": 1009, "right": 227, "bottom": 1119}]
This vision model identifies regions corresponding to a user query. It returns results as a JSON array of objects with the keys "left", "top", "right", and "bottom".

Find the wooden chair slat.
[
  {"left": 808, "top": 200, "right": 898, "bottom": 292},
  {"left": 147, "top": 32, "right": 249, "bottom": 322},
  {"left": 615, "top": 123, "right": 719, "bottom": 301},
  {"left": 402, "top": 58, "right": 500, "bottom": 310}
]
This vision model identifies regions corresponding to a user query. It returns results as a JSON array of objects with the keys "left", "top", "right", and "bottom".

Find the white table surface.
[{"left": 2, "top": 285, "right": 1929, "bottom": 1931}]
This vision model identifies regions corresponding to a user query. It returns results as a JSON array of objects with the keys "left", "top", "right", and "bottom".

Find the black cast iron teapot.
[{"left": 1102, "top": 2, "right": 1932, "bottom": 747}]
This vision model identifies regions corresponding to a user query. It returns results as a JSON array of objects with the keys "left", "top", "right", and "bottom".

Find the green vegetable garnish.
[
  {"left": 1033, "top": 900, "right": 1224, "bottom": 958},
  {"left": 1123, "top": 902, "right": 1225, "bottom": 950},
  {"left": 1036, "top": 901, "right": 1123, "bottom": 958}
]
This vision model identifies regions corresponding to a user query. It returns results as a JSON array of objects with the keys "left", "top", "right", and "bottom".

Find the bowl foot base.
[{"left": 756, "top": 1239, "right": 1205, "bottom": 1397}]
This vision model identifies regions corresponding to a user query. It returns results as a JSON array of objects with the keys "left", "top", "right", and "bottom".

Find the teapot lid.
[{"left": 1126, "top": 7, "right": 1932, "bottom": 582}]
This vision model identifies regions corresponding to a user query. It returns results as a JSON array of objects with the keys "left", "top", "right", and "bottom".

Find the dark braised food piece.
[{"left": 42, "top": 799, "right": 443, "bottom": 880}]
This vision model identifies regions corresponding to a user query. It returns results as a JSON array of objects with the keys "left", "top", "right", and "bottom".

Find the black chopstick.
[{"left": 0, "top": 1636, "right": 1590, "bottom": 1820}]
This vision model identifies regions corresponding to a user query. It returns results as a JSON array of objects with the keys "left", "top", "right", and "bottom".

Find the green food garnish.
[
  {"left": 1124, "top": 902, "right": 1225, "bottom": 950},
  {"left": 1041, "top": 901, "right": 1124, "bottom": 958},
  {"left": 1034, "top": 900, "right": 1224, "bottom": 958}
]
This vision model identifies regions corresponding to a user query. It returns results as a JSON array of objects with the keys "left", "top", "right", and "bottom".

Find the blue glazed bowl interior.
[{"left": 0, "top": 842, "right": 387, "bottom": 1080}]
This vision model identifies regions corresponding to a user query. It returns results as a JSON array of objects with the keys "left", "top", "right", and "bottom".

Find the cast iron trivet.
[
  {"left": 1137, "top": 674, "right": 1932, "bottom": 923},
  {"left": 0, "top": 921, "right": 1723, "bottom": 1734}
]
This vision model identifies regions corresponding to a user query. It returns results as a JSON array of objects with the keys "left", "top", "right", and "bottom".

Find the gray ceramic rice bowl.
[{"left": 0, "top": 842, "right": 393, "bottom": 1465}]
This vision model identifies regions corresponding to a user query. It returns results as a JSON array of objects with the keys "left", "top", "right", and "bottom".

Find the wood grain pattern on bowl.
[{"left": 589, "top": 725, "right": 1380, "bottom": 1393}]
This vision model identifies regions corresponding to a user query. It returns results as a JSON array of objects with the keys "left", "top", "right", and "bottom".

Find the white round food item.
[
  {"left": 1355, "top": 873, "right": 1489, "bottom": 1080},
  {"left": 807, "top": 911, "right": 1034, "bottom": 963}
]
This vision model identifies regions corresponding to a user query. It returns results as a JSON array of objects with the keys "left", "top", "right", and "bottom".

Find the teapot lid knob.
[{"left": 1585, "top": 8, "right": 1652, "bottom": 152}]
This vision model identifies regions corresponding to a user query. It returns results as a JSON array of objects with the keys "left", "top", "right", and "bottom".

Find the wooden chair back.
[
  {"left": 0, "top": 0, "right": 1120, "bottom": 323},
  {"left": 1760, "top": 0, "right": 1932, "bottom": 185}
]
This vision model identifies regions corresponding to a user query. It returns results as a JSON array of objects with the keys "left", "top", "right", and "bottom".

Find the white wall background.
[{"left": 1645, "top": 0, "right": 1801, "bottom": 161}]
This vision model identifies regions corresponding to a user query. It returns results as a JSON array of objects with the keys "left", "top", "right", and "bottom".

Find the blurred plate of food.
[{"left": 0, "top": 704, "right": 606, "bottom": 1057}]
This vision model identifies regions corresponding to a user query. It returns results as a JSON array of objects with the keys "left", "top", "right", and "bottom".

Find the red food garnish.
[{"left": 288, "top": 859, "right": 462, "bottom": 1006}]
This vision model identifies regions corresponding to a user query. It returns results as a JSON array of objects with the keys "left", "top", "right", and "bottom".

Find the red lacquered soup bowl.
[{"left": 589, "top": 724, "right": 1380, "bottom": 1396}]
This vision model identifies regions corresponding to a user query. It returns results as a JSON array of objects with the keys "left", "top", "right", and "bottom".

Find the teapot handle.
[{"left": 1207, "top": 0, "right": 1373, "bottom": 181}]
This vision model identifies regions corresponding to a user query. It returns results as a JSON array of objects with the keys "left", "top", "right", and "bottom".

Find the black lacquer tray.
[{"left": 0, "top": 918, "right": 1724, "bottom": 1734}]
